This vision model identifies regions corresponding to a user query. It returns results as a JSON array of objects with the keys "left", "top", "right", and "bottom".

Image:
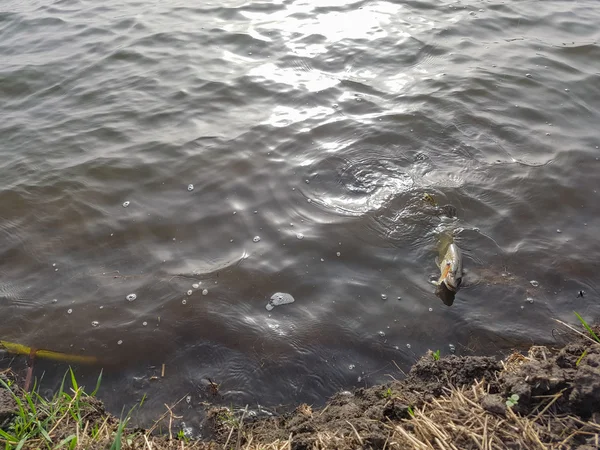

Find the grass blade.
[
  {"left": 69, "top": 367, "right": 79, "bottom": 392},
  {"left": 56, "top": 434, "right": 77, "bottom": 449},
  {"left": 574, "top": 312, "right": 600, "bottom": 343},
  {"left": 91, "top": 369, "right": 103, "bottom": 397},
  {"left": 0, "top": 428, "right": 17, "bottom": 442}
]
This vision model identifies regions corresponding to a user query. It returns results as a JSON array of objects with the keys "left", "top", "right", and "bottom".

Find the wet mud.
[{"left": 1, "top": 326, "right": 600, "bottom": 449}]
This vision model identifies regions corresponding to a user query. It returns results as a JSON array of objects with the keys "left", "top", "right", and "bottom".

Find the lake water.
[{"left": 1, "top": 0, "right": 600, "bottom": 433}]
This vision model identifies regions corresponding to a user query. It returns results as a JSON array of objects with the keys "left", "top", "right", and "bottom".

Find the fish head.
[{"left": 435, "top": 281, "right": 456, "bottom": 306}]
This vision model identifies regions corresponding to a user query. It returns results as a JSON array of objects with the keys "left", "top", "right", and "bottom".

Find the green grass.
[
  {"left": 574, "top": 312, "right": 600, "bottom": 343},
  {"left": 0, "top": 368, "right": 142, "bottom": 450},
  {"left": 432, "top": 350, "right": 441, "bottom": 361}
]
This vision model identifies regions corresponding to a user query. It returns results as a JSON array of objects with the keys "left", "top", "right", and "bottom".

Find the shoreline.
[{"left": 1, "top": 320, "right": 599, "bottom": 449}]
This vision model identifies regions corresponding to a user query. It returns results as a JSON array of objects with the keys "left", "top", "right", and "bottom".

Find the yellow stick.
[{"left": 1, "top": 340, "right": 98, "bottom": 365}]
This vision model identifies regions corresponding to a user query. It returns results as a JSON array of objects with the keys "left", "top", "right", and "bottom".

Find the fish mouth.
[{"left": 443, "top": 276, "right": 461, "bottom": 292}]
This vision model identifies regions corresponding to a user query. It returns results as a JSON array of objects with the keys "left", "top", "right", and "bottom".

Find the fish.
[{"left": 434, "top": 236, "right": 463, "bottom": 306}]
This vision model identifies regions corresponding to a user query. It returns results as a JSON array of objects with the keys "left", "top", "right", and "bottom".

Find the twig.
[
  {"left": 554, "top": 319, "right": 600, "bottom": 346},
  {"left": 346, "top": 420, "right": 363, "bottom": 445},
  {"left": 145, "top": 394, "right": 188, "bottom": 436}
]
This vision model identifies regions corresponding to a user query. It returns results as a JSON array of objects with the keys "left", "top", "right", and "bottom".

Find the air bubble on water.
[
  {"left": 526, "top": 297, "right": 534, "bottom": 304},
  {"left": 91, "top": 321, "right": 99, "bottom": 327},
  {"left": 253, "top": 236, "right": 261, "bottom": 242},
  {"left": 320, "top": 258, "right": 324, "bottom": 262},
  {"left": 296, "top": 233, "right": 304, "bottom": 240},
  {"left": 530, "top": 280, "right": 539, "bottom": 287},
  {"left": 187, "top": 184, "right": 194, "bottom": 191},
  {"left": 192, "top": 283, "right": 199, "bottom": 289},
  {"left": 449, "top": 344, "right": 456, "bottom": 353},
  {"left": 187, "top": 290, "right": 193, "bottom": 296},
  {"left": 406, "top": 343, "right": 411, "bottom": 349},
  {"left": 202, "top": 289, "right": 208, "bottom": 296},
  {"left": 429, "top": 307, "right": 433, "bottom": 312},
  {"left": 397, "top": 296, "right": 402, "bottom": 301},
  {"left": 357, "top": 376, "right": 362, "bottom": 382},
  {"left": 67, "top": 309, "right": 73, "bottom": 314},
  {"left": 525, "top": 73, "right": 532, "bottom": 78},
  {"left": 378, "top": 331, "right": 386, "bottom": 337},
  {"left": 254, "top": 210, "right": 258, "bottom": 214},
  {"left": 521, "top": 305, "right": 525, "bottom": 309},
  {"left": 52, "top": 299, "right": 57, "bottom": 304},
  {"left": 122, "top": 201, "right": 130, "bottom": 208},
  {"left": 186, "top": 395, "right": 192, "bottom": 404},
  {"left": 266, "top": 292, "right": 294, "bottom": 311},
  {"left": 99, "top": 306, "right": 104, "bottom": 309},
  {"left": 348, "top": 364, "right": 355, "bottom": 370},
  {"left": 307, "top": 198, "right": 312, "bottom": 203},
  {"left": 126, "top": 293, "right": 137, "bottom": 301},
  {"left": 142, "top": 321, "right": 148, "bottom": 326},
  {"left": 305, "top": 179, "right": 310, "bottom": 184},
  {"left": 117, "top": 340, "right": 123, "bottom": 345},
  {"left": 336, "top": 252, "right": 341, "bottom": 257},
  {"left": 381, "top": 294, "right": 387, "bottom": 300},
  {"left": 55, "top": 268, "right": 58, "bottom": 272},
  {"left": 556, "top": 229, "right": 561, "bottom": 233},
  {"left": 182, "top": 299, "right": 187, "bottom": 305},
  {"left": 52, "top": 263, "right": 56, "bottom": 267}
]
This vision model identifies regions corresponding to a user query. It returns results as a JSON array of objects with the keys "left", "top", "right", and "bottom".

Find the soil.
[
  {"left": 206, "top": 334, "right": 600, "bottom": 449},
  {"left": 1, "top": 326, "right": 600, "bottom": 449}
]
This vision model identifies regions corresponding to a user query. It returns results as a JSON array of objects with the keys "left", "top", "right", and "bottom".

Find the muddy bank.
[{"left": 1, "top": 324, "right": 600, "bottom": 449}]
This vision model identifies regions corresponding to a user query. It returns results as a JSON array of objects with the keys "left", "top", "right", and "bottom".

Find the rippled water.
[{"left": 2, "top": 0, "right": 600, "bottom": 430}]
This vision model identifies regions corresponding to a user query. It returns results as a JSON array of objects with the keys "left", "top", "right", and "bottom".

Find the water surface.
[{"left": 1, "top": 0, "right": 600, "bottom": 432}]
